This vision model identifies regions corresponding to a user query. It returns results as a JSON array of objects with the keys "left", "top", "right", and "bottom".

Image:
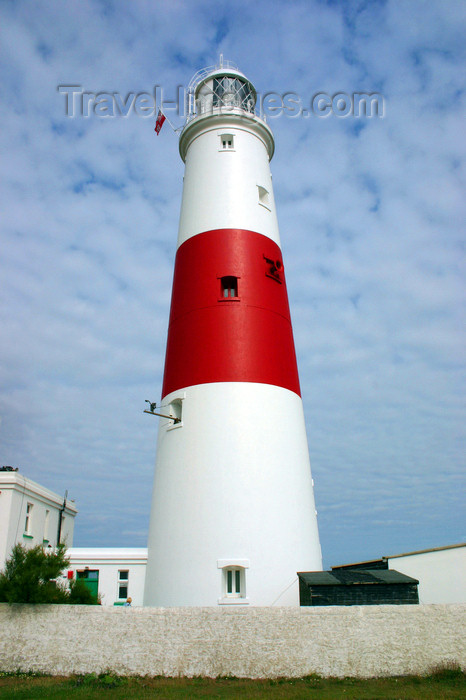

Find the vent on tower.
[{"left": 258, "top": 185, "right": 270, "bottom": 209}]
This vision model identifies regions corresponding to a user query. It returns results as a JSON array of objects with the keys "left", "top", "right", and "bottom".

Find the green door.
[{"left": 76, "top": 570, "right": 99, "bottom": 601}]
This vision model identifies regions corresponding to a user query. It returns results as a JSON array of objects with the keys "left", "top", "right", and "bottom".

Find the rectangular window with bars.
[
  {"left": 220, "top": 276, "right": 238, "bottom": 299},
  {"left": 217, "top": 560, "right": 249, "bottom": 605},
  {"left": 225, "top": 567, "right": 243, "bottom": 597},
  {"left": 220, "top": 134, "right": 234, "bottom": 150}
]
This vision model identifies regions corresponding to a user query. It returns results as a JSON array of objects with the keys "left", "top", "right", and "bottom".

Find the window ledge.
[
  {"left": 258, "top": 202, "right": 271, "bottom": 211},
  {"left": 167, "top": 421, "right": 183, "bottom": 431},
  {"left": 23, "top": 534, "right": 33, "bottom": 539},
  {"left": 218, "top": 597, "right": 250, "bottom": 605}
]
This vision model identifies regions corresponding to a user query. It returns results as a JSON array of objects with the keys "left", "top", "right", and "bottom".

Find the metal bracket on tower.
[{"left": 144, "top": 400, "right": 181, "bottom": 423}]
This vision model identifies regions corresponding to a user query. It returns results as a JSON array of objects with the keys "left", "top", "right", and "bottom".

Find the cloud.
[{"left": 0, "top": 0, "right": 464, "bottom": 569}]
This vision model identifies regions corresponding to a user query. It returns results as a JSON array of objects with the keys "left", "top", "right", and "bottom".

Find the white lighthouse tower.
[{"left": 144, "top": 60, "right": 322, "bottom": 607}]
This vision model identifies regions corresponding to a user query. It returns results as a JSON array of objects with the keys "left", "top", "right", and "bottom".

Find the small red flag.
[{"left": 155, "top": 110, "right": 166, "bottom": 134}]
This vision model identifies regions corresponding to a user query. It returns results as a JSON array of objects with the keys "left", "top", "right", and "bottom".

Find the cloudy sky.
[{"left": 1, "top": 0, "right": 464, "bottom": 569}]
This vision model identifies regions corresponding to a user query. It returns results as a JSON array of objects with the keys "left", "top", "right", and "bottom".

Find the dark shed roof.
[{"left": 298, "top": 569, "right": 419, "bottom": 586}]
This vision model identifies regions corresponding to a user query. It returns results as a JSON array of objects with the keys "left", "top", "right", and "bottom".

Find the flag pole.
[{"left": 156, "top": 109, "right": 183, "bottom": 134}]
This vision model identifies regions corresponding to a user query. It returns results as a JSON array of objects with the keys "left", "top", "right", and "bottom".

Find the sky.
[{"left": 1, "top": 0, "right": 464, "bottom": 570}]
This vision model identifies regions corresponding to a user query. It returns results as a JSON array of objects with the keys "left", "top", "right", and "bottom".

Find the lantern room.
[{"left": 189, "top": 60, "right": 257, "bottom": 118}]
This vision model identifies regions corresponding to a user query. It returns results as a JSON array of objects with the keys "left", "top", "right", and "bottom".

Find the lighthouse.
[{"left": 144, "top": 60, "right": 322, "bottom": 607}]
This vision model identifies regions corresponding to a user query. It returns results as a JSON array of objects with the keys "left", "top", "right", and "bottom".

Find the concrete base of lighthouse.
[{"left": 144, "top": 382, "right": 322, "bottom": 607}]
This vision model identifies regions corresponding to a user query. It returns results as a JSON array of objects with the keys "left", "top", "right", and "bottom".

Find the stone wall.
[{"left": 1, "top": 604, "right": 465, "bottom": 678}]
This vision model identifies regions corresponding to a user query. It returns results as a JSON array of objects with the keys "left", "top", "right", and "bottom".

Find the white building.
[
  {"left": 332, "top": 543, "right": 465, "bottom": 605},
  {"left": 67, "top": 548, "right": 147, "bottom": 607},
  {"left": 0, "top": 469, "right": 146, "bottom": 607},
  {"left": 386, "top": 544, "right": 465, "bottom": 604},
  {"left": 0, "top": 468, "right": 77, "bottom": 569}
]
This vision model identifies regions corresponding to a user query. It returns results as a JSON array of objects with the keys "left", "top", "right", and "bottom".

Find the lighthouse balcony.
[{"left": 187, "top": 103, "right": 257, "bottom": 124}]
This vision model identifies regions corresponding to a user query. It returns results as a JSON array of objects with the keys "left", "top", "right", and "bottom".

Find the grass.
[{"left": 0, "top": 667, "right": 464, "bottom": 699}]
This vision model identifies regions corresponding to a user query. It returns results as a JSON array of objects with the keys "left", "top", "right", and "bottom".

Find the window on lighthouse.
[
  {"left": 225, "top": 568, "right": 243, "bottom": 598},
  {"left": 217, "top": 559, "right": 249, "bottom": 604},
  {"left": 220, "top": 276, "right": 238, "bottom": 298},
  {"left": 227, "top": 569, "right": 241, "bottom": 596},
  {"left": 221, "top": 134, "right": 234, "bottom": 149}
]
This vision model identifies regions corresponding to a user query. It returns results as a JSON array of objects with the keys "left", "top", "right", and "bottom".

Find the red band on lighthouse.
[{"left": 161, "top": 228, "right": 301, "bottom": 398}]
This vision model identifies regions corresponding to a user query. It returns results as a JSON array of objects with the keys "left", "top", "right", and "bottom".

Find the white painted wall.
[
  {"left": 67, "top": 548, "right": 147, "bottom": 606},
  {"left": 1, "top": 604, "right": 465, "bottom": 678},
  {"left": 388, "top": 545, "right": 465, "bottom": 604},
  {"left": 0, "top": 472, "right": 77, "bottom": 569},
  {"left": 178, "top": 113, "right": 278, "bottom": 248}
]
